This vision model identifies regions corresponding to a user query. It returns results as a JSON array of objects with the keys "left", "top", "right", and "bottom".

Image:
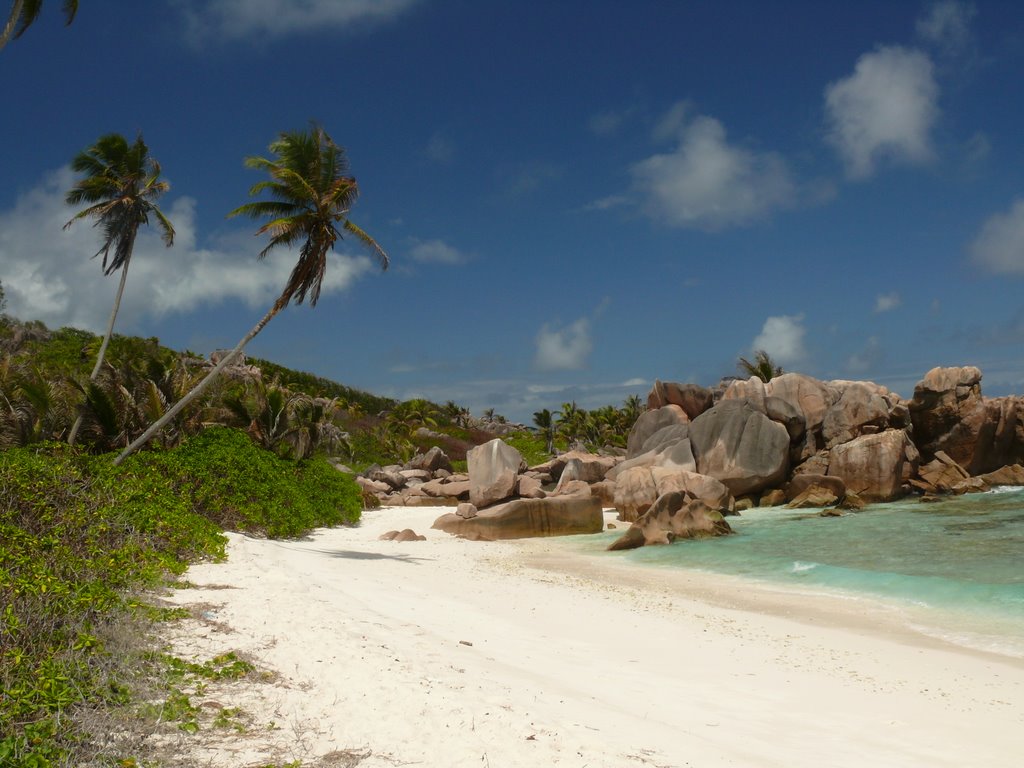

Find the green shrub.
[{"left": 0, "top": 428, "right": 362, "bottom": 764}]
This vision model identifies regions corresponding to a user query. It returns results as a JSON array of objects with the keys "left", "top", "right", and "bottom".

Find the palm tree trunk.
[
  {"left": 113, "top": 298, "right": 287, "bottom": 465},
  {"left": 68, "top": 260, "right": 131, "bottom": 446},
  {"left": 0, "top": 0, "right": 24, "bottom": 50}
]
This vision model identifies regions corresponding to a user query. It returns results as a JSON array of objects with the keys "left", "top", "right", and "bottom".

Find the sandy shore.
[{"left": 160, "top": 505, "right": 1024, "bottom": 767}]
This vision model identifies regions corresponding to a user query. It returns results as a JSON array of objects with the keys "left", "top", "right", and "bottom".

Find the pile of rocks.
[{"left": 357, "top": 365, "right": 1024, "bottom": 550}]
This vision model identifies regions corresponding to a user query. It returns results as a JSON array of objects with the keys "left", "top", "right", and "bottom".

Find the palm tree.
[
  {"left": 1, "top": 0, "right": 77, "bottom": 50},
  {"left": 64, "top": 132, "right": 175, "bottom": 446},
  {"left": 737, "top": 349, "right": 784, "bottom": 383},
  {"left": 532, "top": 408, "right": 555, "bottom": 455},
  {"left": 116, "top": 123, "right": 388, "bottom": 464}
]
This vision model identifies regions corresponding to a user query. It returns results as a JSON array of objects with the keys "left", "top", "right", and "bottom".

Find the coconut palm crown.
[
  {"left": 63, "top": 132, "right": 174, "bottom": 446},
  {"left": 116, "top": 124, "right": 387, "bottom": 464},
  {"left": 2, "top": 0, "right": 78, "bottom": 51},
  {"left": 228, "top": 123, "right": 388, "bottom": 311},
  {"left": 64, "top": 132, "right": 175, "bottom": 274}
]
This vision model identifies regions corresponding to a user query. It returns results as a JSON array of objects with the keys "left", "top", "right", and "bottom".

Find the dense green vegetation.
[{"left": 0, "top": 428, "right": 361, "bottom": 766}]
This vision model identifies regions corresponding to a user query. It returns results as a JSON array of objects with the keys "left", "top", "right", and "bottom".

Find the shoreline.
[{"left": 159, "top": 505, "right": 1024, "bottom": 767}]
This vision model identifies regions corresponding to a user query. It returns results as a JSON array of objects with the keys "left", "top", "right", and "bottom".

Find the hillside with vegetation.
[{"left": 0, "top": 310, "right": 646, "bottom": 766}]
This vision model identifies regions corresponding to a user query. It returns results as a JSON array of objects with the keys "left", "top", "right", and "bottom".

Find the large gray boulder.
[
  {"left": 467, "top": 438, "right": 524, "bottom": 508},
  {"left": 821, "top": 383, "right": 890, "bottom": 449},
  {"left": 827, "top": 429, "right": 909, "bottom": 502},
  {"left": 647, "top": 380, "right": 714, "bottom": 420},
  {"left": 406, "top": 446, "right": 454, "bottom": 474},
  {"left": 689, "top": 399, "right": 790, "bottom": 496},
  {"left": 908, "top": 366, "right": 1023, "bottom": 474},
  {"left": 432, "top": 496, "right": 603, "bottom": 540},
  {"left": 765, "top": 373, "right": 836, "bottom": 457},
  {"left": 626, "top": 405, "right": 688, "bottom": 458}
]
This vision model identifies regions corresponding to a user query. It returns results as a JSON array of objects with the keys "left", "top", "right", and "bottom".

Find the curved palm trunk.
[
  {"left": 114, "top": 298, "right": 287, "bottom": 465},
  {"left": 0, "top": 0, "right": 24, "bottom": 50},
  {"left": 68, "top": 259, "right": 131, "bottom": 446}
]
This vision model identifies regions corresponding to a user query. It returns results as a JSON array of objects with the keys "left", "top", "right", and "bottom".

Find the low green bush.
[{"left": 0, "top": 427, "right": 363, "bottom": 765}]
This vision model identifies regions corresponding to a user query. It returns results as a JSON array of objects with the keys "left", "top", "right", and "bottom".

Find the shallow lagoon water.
[{"left": 573, "top": 487, "right": 1024, "bottom": 658}]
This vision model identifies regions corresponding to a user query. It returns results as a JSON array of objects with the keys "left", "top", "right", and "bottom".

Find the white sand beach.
[{"left": 161, "top": 505, "right": 1024, "bottom": 768}]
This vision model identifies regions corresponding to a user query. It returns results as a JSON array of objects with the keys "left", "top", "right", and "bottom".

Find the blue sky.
[{"left": 2, "top": 0, "right": 1024, "bottom": 422}]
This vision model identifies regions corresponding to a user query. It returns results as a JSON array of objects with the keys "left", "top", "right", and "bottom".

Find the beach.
[{"left": 160, "top": 505, "right": 1024, "bottom": 767}]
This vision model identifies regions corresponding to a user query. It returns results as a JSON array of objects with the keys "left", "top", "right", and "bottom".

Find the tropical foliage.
[
  {"left": 63, "top": 132, "right": 175, "bottom": 445},
  {"left": 0, "top": 429, "right": 361, "bottom": 766},
  {"left": 737, "top": 349, "right": 784, "bottom": 382},
  {"left": 117, "top": 123, "right": 388, "bottom": 464},
  {"left": 1, "top": 0, "right": 77, "bottom": 50}
]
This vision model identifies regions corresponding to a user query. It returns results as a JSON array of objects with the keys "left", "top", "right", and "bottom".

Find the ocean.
[{"left": 576, "top": 487, "right": 1024, "bottom": 658}]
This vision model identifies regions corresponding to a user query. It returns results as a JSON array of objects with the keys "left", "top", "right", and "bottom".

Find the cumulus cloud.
[
  {"left": 630, "top": 110, "right": 796, "bottom": 229},
  {"left": 0, "top": 168, "right": 374, "bottom": 333},
  {"left": 970, "top": 199, "right": 1024, "bottom": 275},
  {"left": 916, "top": 0, "right": 976, "bottom": 56},
  {"left": 751, "top": 314, "right": 807, "bottom": 367},
  {"left": 874, "top": 292, "right": 902, "bottom": 313},
  {"left": 588, "top": 108, "right": 635, "bottom": 137},
  {"left": 178, "top": 0, "right": 419, "bottom": 42},
  {"left": 534, "top": 316, "right": 592, "bottom": 372},
  {"left": 824, "top": 46, "right": 939, "bottom": 179},
  {"left": 408, "top": 238, "right": 466, "bottom": 265}
]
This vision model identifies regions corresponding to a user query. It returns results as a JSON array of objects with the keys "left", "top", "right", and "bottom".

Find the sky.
[{"left": 2, "top": 0, "right": 1024, "bottom": 423}]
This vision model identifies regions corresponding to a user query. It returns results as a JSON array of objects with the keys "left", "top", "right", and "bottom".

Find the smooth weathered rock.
[
  {"left": 607, "top": 493, "right": 732, "bottom": 550},
  {"left": 419, "top": 478, "right": 471, "bottom": 499},
  {"left": 517, "top": 474, "right": 546, "bottom": 499},
  {"left": 626, "top": 405, "right": 689, "bottom": 458},
  {"left": 786, "top": 473, "right": 846, "bottom": 502},
  {"left": 764, "top": 396, "right": 806, "bottom": 442},
  {"left": 787, "top": 486, "right": 840, "bottom": 509},
  {"left": 467, "top": 438, "right": 524, "bottom": 508},
  {"left": 393, "top": 528, "right": 426, "bottom": 542},
  {"left": 907, "top": 366, "right": 1013, "bottom": 475},
  {"left": 456, "top": 502, "right": 478, "bottom": 519},
  {"left": 647, "top": 380, "right": 714, "bottom": 420},
  {"left": 759, "top": 488, "right": 787, "bottom": 507},
  {"left": 721, "top": 376, "right": 767, "bottom": 411},
  {"left": 649, "top": 468, "right": 733, "bottom": 511},
  {"left": 590, "top": 479, "right": 617, "bottom": 508},
  {"left": 822, "top": 383, "right": 890, "bottom": 449},
  {"left": 916, "top": 451, "right": 970, "bottom": 493},
  {"left": 827, "top": 429, "right": 909, "bottom": 502},
  {"left": 552, "top": 479, "right": 593, "bottom": 498},
  {"left": 432, "top": 496, "right": 603, "bottom": 540},
  {"left": 407, "top": 446, "right": 453, "bottom": 474},
  {"left": 612, "top": 466, "right": 659, "bottom": 521},
  {"left": 976, "top": 464, "right": 1024, "bottom": 487},
  {"left": 356, "top": 476, "right": 392, "bottom": 495},
  {"left": 689, "top": 399, "right": 790, "bottom": 496},
  {"left": 765, "top": 373, "right": 836, "bottom": 457}
]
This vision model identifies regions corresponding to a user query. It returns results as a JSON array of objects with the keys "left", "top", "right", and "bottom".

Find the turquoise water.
[{"left": 578, "top": 487, "right": 1024, "bottom": 657}]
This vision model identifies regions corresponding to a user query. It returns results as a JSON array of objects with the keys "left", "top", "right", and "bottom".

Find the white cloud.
[
  {"left": 178, "top": 0, "right": 419, "bottom": 42},
  {"left": 588, "top": 109, "right": 632, "bottom": 137},
  {"left": 916, "top": 0, "right": 976, "bottom": 56},
  {"left": 824, "top": 46, "right": 939, "bottom": 179},
  {"left": 651, "top": 101, "right": 690, "bottom": 143},
  {"left": 970, "top": 199, "right": 1024, "bottom": 275},
  {"left": 0, "top": 168, "right": 373, "bottom": 333},
  {"left": 631, "top": 112, "right": 796, "bottom": 229},
  {"left": 534, "top": 316, "right": 592, "bottom": 372},
  {"left": 407, "top": 238, "right": 466, "bottom": 265},
  {"left": 874, "top": 292, "right": 902, "bottom": 313},
  {"left": 620, "top": 377, "right": 647, "bottom": 387},
  {"left": 751, "top": 314, "right": 807, "bottom": 367}
]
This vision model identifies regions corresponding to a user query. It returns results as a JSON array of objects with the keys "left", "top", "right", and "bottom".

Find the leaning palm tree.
[
  {"left": 115, "top": 123, "right": 388, "bottom": 464},
  {"left": 64, "top": 132, "right": 175, "bottom": 446},
  {"left": 532, "top": 408, "right": 555, "bottom": 455},
  {"left": 1, "top": 0, "right": 77, "bottom": 50},
  {"left": 737, "top": 349, "right": 784, "bottom": 383}
]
